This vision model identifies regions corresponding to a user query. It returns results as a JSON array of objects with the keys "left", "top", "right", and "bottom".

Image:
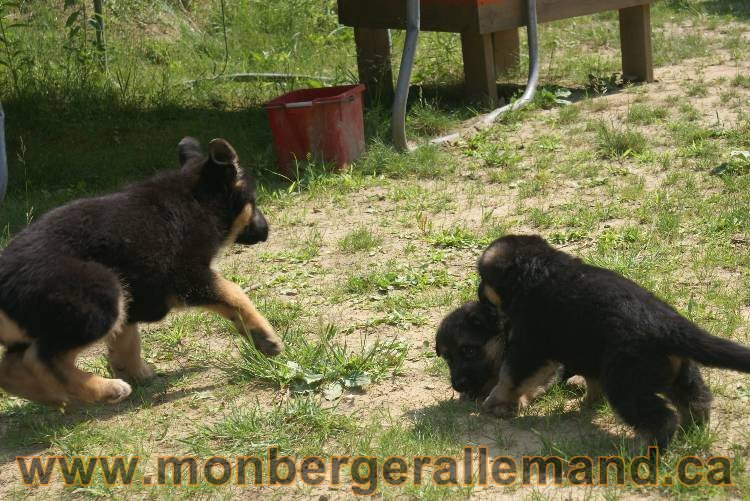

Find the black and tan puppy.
[
  {"left": 435, "top": 301, "right": 566, "bottom": 405},
  {"left": 0, "top": 137, "right": 283, "bottom": 406},
  {"left": 435, "top": 301, "right": 506, "bottom": 400},
  {"left": 478, "top": 234, "right": 750, "bottom": 450},
  {"left": 436, "top": 300, "right": 585, "bottom": 407}
]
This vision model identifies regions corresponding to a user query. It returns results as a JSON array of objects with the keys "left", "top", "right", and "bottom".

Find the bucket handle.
[
  {"left": 285, "top": 101, "right": 313, "bottom": 109},
  {"left": 274, "top": 96, "right": 357, "bottom": 109}
]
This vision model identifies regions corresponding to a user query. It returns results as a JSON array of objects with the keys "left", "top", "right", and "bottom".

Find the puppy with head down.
[{"left": 435, "top": 301, "right": 560, "bottom": 406}]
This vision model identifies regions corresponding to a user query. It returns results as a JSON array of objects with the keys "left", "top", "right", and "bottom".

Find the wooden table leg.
[
  {"left": 493, "top": 28, "right": 520, "bottom": 75},
  {"left": 354, "top": 27, "right": 395, "bottom": 105},
  {"left": 461, "top": 32, "right": 498, "bottom": 106},
  {"left": 619, "top": 4, "right": 654, "bottom": 83}
]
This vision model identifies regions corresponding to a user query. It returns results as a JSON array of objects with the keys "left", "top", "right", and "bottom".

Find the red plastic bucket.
[{"left": 263, "top": 84, "right": 366, "bottom": 178}]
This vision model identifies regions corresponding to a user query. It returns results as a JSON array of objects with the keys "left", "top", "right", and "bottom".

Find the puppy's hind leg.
[
  {"left": 18, "top": 259, "right": 134, "bottom": 405},
  {"left": 671, "top": 361, "right": 712, "bottom": 428},
  {"left": 42, "top": 346, "right": 132, "bottom": 404},
  {"left": 108, "top": 323, "right": 155, "bottom": 383},
  {"left": 603, "top": 356, "right": 679, "bottom": 451},
  {"left": 0, "top": 345, "right": 66, "bottom": 405},
  {"left": 0, "top": 344, "right": 131, "bottom": 405},
  {"left": 582, "top": 378, "right": 605, "bottom": 408}
]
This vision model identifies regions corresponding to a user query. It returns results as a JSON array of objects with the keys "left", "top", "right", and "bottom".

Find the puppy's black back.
[{"left": 479, "top": 235, "right": 750, "bottom": 377}]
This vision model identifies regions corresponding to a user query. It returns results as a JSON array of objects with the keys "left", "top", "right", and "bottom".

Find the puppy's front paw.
[
  {"left": 482, "top": 397, "right": 518, "bottom": 418},
  {"left": 251, "top": 329, "right": 284, "bottom": 357},
  {"left": 103, "top": 379, "right": 132, "bottom": 404},
  {"left": 566, "top": 375, "right": 587, "bottom": 388},
  {"left": 112, "top": 361, "right": 155, "bottom": 384}
]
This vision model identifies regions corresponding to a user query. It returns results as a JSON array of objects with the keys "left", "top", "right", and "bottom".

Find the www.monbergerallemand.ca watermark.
[{"left": 15, "top": 447, "right": 732, "bottom": 495}]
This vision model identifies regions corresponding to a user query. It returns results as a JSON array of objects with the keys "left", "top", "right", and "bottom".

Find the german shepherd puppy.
[
  {"left": 0, "top": 138, "right": 283, "bottom": 406},
  {"left": 435, "top": 301, "right": 507, "bottom": 400},
  {"left": 435, "top": 301, "right": 584, "bottom": 405},
  {"left": 477, "top": 234, "right": 750, "bottom": 450}
]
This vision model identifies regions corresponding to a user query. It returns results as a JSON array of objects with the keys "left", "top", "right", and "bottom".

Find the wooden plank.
[
  {"left": 619, "top": 4, "right": 654, "bottom": 82},
  {"left": 479, "top": 0, "right": 657, "bottom": 33},
  {"left": 354, "top": 27, "right": 395, "bottom": 104},
  {"left": 492, "top": 28, "right": 520, "bottom": 75},
  {"left": 461, "top": 31, "right": 498, "bottom": 105},
  {"left": 339, "top": 0, "right": 655, "bottom": 33},
  {"left": 339, "top": 0, "right": 479, "bottom": 32}
]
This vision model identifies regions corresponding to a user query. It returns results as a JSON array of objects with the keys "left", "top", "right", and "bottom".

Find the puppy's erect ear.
[
  {"left": 208, "top": 138, "right": 239, "bottom": 166},
  {"left": 178, "top": 137, "right": 203, "bottom": 167}
]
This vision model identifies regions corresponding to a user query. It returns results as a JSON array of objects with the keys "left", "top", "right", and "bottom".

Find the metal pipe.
[
  {"left": 432, "top": 0, "right": 540, "bottom": 144},
  {"left": 0, "top": 103, "right": 7, "bottom": 204},
  {"left": 391, "top": 0, "right": 420, "bottom": 152}
]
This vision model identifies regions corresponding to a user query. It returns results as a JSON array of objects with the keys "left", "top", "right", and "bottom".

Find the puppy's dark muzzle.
[
  {"left": 237, "top": 208, "right": 269, "bottom": 245},
  {"left": 452, "top": 376, "right": 470, "bottom": 394}
]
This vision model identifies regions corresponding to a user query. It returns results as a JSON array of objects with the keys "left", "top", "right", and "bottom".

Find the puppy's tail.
[{"left": 669, "top": 322, "right": 750, "bottom": 373}]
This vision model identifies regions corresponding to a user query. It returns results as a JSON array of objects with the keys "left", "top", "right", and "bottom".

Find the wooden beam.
[
  {"left": 619, "top": 4, "right": 654, "bottom": 82},
  {"left": 354, "top": 27, "right": 395, "bottom": 105},
  {"left": 340, "top": 0, "right": 656, "bottom": 34},
  {"left": 492, "top": 28, "right": 520, "bottom": 75},
  {"left": 461, "top": 32, "right": 498, "bottom": 105}
]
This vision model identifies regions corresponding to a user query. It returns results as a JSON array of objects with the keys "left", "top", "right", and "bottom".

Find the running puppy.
[
  {"left": 0, "top": 138, "right": 283, "bottom": 406},
  {"left": 477, "top": 234, "right": 750, "bottom": 450}
]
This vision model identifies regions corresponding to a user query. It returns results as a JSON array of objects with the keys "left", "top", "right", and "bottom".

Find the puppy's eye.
[{"left": 461, "top": 346, "right": 480, "bottom": 358}]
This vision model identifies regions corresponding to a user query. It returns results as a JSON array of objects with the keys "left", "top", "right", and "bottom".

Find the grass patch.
[
  {"left": 595, "top": 123, "right": 648, "bottom": 159},
  {"left": 338, "top": 226, "right": 382, "bottom": 253},
  {"left": 223, "top": 323, "right": 407, "bottom": 398},
  {"left": 190, "top": 398, "right": 357, "bottom": 458},
  {"left": 627, "top": 104, "right": 668, "bottom": 125},
  {"left": 686, "top": 80, "right": 710, "bottom": 97},
  {"left": 345, "top": 265, "right": 451, "bottom": 295},
  {"left": 732, "top": 74, "right": 750, "bottom": 89}
]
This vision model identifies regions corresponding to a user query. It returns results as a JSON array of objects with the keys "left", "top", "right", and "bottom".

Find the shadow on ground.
[
  {"left": 0, "top": 366, "right": 214, "bottom": 462},
  {"left": 409, "top": 397, "right": 625, "bottom": 460}
]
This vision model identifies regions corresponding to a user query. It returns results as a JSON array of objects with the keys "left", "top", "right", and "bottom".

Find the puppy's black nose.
[{"left": 452, "top": 377, "right": 469, "bottom": 393}]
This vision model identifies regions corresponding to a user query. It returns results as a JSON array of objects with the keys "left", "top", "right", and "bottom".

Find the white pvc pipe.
[{"left": 0, "top": 103, "right": 7, "bottom": 203}]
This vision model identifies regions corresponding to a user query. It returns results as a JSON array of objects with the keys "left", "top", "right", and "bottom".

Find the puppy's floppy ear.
[
  {"left": 208, "top": 138, "right": 239, "bottom": 166},
  {"left": 467, "top": 308, "right": 486, "bottom": 327},
  {"left": 478, "top": 282, "right": 502, "bottom": 308},
  {"left": 467, "top": 301, "right": 499, "bottom": 328},
  {"left": 178, "top": 137, "right": 203, "bottom": 167}
]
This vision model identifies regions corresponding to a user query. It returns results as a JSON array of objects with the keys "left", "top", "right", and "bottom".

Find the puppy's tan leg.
[
  {"left": 518, "top": 362, "right": 560, "bottom": 408},
  {"left": 50, "top": 348, "right": 132, "bottom": 404},
  {"left": 0, "top": 345, "right": 131, "bottom": 405},
  {"left": 582, "top": 377, "right": 605, "bottom": 408},
  {"left": 108, "top": 324, "right": 155, "bottom": 383},
  {"left": 484, "top": 361, "right": 559, "bottom": 417},
  {"left": 202, "top": 276, "right": 283, "bottom": 356},
  {"left": 0, "top": 348, "right": 66, "bottom": 405},
  {"left": 484, "top": 364, "right": 521, "bottom": 417}
]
